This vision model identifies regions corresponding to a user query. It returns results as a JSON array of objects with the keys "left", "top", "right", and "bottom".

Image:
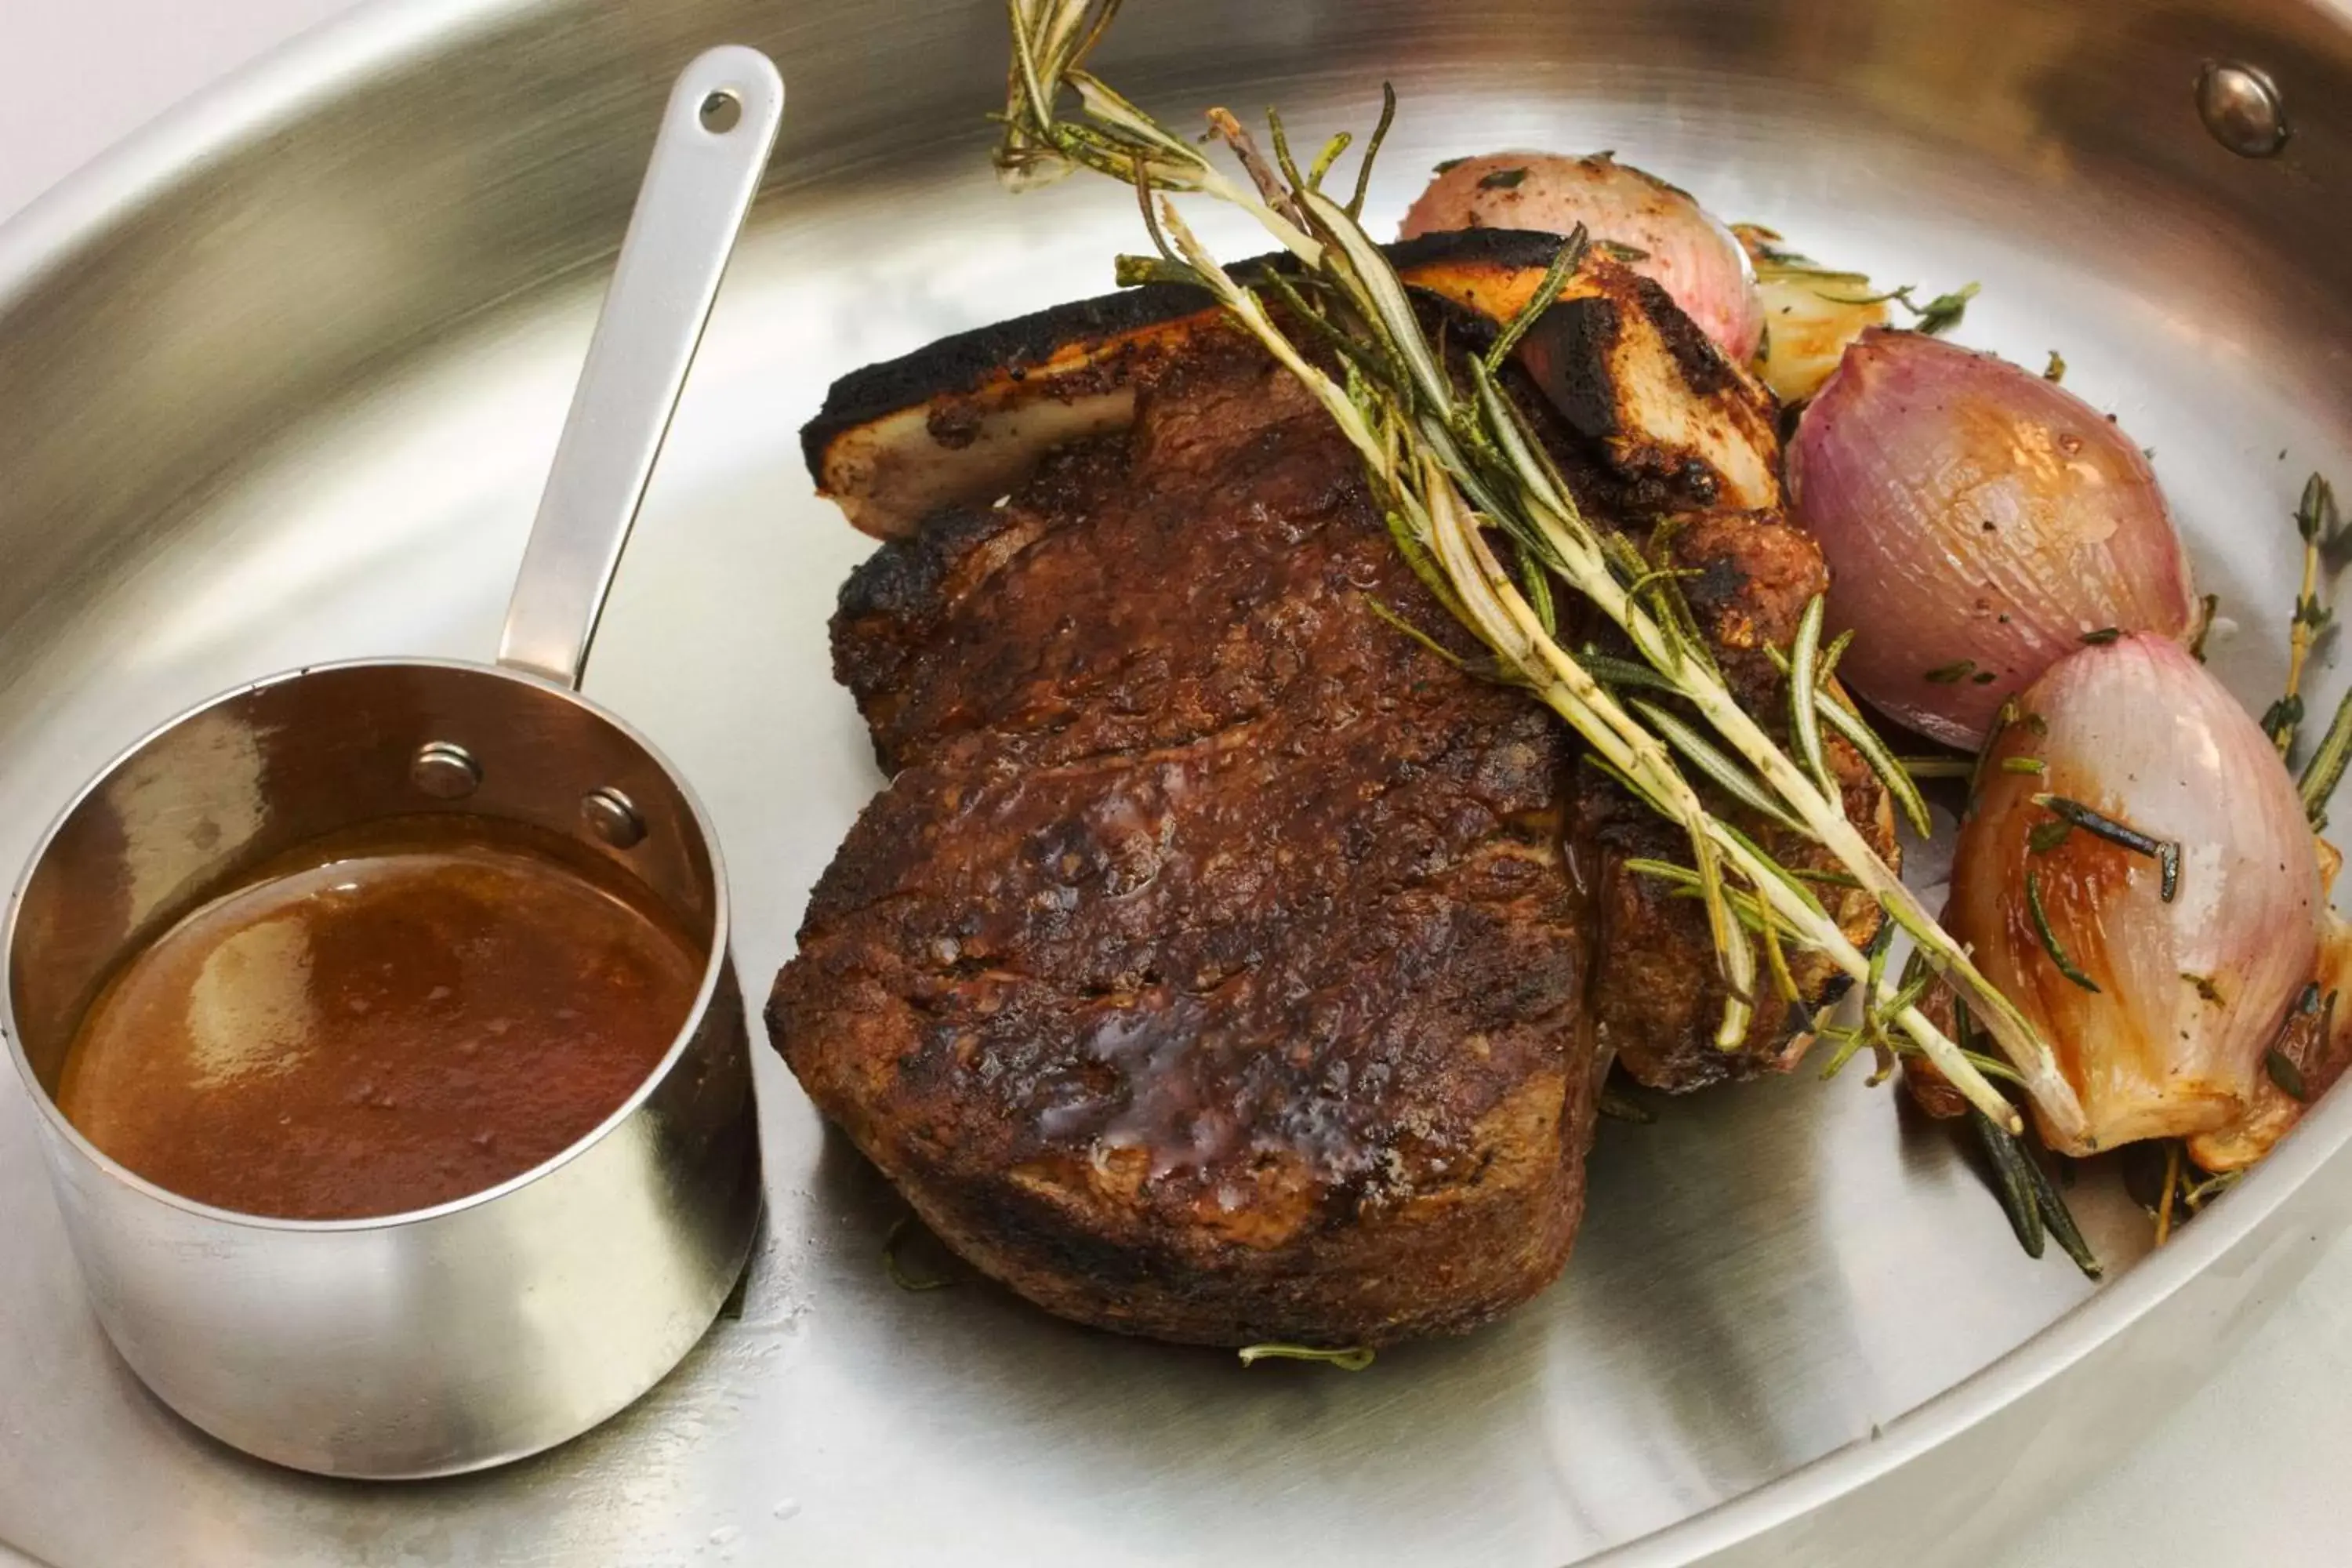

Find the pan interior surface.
[{"left": 2, "top": 1, "right": 2350, "bottom": 1564}]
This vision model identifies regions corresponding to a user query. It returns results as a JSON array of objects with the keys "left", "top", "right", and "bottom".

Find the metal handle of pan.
[{"left": 496, "top": 45, "right": 785, "bottom": 690}]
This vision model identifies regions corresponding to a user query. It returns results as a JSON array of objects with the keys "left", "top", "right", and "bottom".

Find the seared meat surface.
[
  {"left": 769, "top": 233, "right": 1888, "bottom": 1345},
  {"left": 776, "top": 336, "right": 1598, "bottom": 1345}
]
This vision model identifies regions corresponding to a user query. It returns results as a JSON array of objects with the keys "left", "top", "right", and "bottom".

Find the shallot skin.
[
  {"left": 1401, "top": 151, "right": 1763, "bottom": 362},
  {"left": 1788, "top": 330, "right": 2198, "bottom": 749},
  {"left": 1947, "top": 635, "right": 2321, "bottom": 1157}
]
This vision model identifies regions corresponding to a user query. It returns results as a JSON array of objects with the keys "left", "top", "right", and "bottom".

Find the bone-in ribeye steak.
[{"left": 768, "top": 231, "right": 1889, "bottom": 1346}]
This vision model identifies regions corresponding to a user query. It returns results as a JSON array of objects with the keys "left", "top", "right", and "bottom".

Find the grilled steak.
[{"left": 769, "top": 231, "right": 1889, "bottom": 1345}]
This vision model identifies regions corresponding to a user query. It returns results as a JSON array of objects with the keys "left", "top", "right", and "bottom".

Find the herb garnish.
[
  {"left": 1000, "top": 0, "right": 2076, "bottom": 1139},
  {"left": 1924, "top": 659, "right": 1976, "bottom": 684},
  {"left": 1432, "top": 155, "right": 1467, "bottom": 173},
  {"left": 2027, "top": 818, "right": 2073, "bottom": 854},
  {"left": 1478, "top": 165, "right": 1528, "bottom": 190},
  {"left": 2260, "top": 982, "right": 2327, "bottom": 1103},
  {"left": 2266, "top": 473, "right": 2349, "bottom": 754},
  {"left": 2002, "top": 757, "right": 2045, "bottom": 775},
  {"left": 1966, "top": 699, "right": 2022, "bottom": 811},
  {"left": 2267, "top": 1046, "right": 2310, "bottom": 1102},
  {"left": 2043, "top": 350, "right": 2067, "bottom": 382},
  {"left": 2031, "top": 794, "right": 2180, "bottom": 902},
  {"left": 1969, "top": 1105, "right": 2043, "bottom": 1258},
  {"left": 2180, "top": 971, "right": 2224, "bottom": 1005},
  {"left": 1956, "top": 1001, "right": 2101, "bottom": 1278},
  {"left": 2299, "top": 685, "right": 2352, "bottom": 829},
  {"left": 1816, "top": 281, "right": 1978, "bottom": 336},
  {"left": 1906, "top": 283, "right": 1979, "bottom": 336},
  {"left": 2024, "top": 869, "right": 2100, "bottom": 992},
  {"left": 1238, "top": 1343, "right": 1375, "bottom": 1370},
  {"left": 2078, "top": 626, "right": 2122, "bottom": 644}
]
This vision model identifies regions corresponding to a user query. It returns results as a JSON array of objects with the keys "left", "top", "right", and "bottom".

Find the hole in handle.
[{"left": 699, "top": 89, "right": 743, "bottom": 135}]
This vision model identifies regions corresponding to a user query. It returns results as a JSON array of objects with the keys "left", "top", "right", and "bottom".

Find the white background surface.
[{"left": 2, "top": 2, "right": 2350, "bottom": 1564}]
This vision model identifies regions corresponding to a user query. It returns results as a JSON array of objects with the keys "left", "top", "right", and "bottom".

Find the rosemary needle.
[{"left": 2025, "top": 870, "right": 2100, "bottom": 993}]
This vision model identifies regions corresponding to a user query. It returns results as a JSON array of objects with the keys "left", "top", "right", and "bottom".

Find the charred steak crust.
[
  {"left": 776, "top": 339, "right": 1600, "bottom": 1346},
  {"left": 800, "top": 230, "right": 1575, "bottom": 477}
]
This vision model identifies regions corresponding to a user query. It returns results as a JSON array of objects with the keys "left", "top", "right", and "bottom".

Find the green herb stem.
[{"left": 1238, "top": 1343, "right": 1376, "bottom": 1370}]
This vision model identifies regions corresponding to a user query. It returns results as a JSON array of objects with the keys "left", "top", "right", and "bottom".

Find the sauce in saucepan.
[{"left": 54, "top": 823, "right": 702, "bottom": 1220}]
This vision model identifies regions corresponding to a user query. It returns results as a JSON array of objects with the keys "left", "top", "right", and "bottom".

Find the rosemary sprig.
[
  {"left": 1970, "top": 1106, "right": 2045, "bottom": 1258},
  {"left": 2033, "top": 794, "right": 2180, "bottom": 903},
  {"left": 1788, "top": 594, "right": 1836, "bottom": 803},
  {"left": 1762, "top": 641, "right": 1933, "bottom": 837},
  {"left": 2026, "top": 1151, "right": 2101, "bottom": 1278},
  {"left": 999, "top": 0, "right": 2084, "bottom": 1138},
  {"left": 1238, "top": 1342, "right": 1376, "bottom": 1370},
  {"left": 1954, "top": 1007, "right": 2101, "bottom": 1276}
]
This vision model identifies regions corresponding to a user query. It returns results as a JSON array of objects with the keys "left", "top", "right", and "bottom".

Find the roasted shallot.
[
  {"left": 1403, "top": 151, "right": 1763, "bottom": 361},
  {"left": 1788, "top": 330, "right": 2198, "bottom": 749},
  {"left": 1946, "top": 633, "right": 2323, "bottom": 1157}
]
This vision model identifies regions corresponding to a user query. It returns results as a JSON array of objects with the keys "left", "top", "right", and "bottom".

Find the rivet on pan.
[
  {"left": 583, "top": 786, "right": 647, "bottom": 849},
  {"left": 699, "top": 89, "right": 742, "bottom": 135},
  {"left": 2197, "top": 60, "right": 2289, "bottom": 158},
  {"left": 410, "top": 741, "right": 482, "bottom": 800}
]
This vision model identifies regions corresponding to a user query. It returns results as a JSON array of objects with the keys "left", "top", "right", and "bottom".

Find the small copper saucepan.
[{"left": 0, "top": 46, "right": 782, "bottom": 1478}]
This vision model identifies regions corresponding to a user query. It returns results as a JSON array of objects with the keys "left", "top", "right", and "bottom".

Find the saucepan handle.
[{"left": 497, "top": 45, "right": 784, "bottom": 689}]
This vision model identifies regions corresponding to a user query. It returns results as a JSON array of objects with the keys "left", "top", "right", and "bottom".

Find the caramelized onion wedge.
[
  {"left": 1947, "top": 635, "right": 2322, "bottom": 1157},
  {"left": 1402, "top": 151, "right": 1763, "bottom": 361},
  {"left": 1788, "top": 330, "right": 2198, "bottom": 749}
]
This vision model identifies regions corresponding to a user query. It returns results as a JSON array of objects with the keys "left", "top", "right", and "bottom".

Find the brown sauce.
[{"left": 55, "top": 826, "right": 702, "bottom": 1221}]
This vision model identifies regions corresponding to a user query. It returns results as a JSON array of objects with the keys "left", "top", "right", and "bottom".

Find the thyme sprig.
[
  {"left": 2300, "top": 686, "right": 2352, "bottom": 829},
  {"left": 998, "top": 0, "right": 2084, "bottom": 1139},
  {"left": 2265, "top": 473, "right": 2350, "bottom": 753},
  {"left": 1816, "top": 281, "right": 1980, "bottom": 336}
]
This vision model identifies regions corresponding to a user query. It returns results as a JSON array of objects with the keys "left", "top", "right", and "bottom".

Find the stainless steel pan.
[{"left": 2, "top": 0, "right": 2348, "bottom": 1563}]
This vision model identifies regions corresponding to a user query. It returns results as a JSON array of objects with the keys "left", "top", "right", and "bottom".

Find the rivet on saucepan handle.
[
  {"left": 495, "top": 47, "right": 786, "bottom": 690},
  {"left": 581, "top": 786, "right": 647, "bottom": 849},
  {"left": 411, "top": 741, "right": 483, "bottom": 799},
  {"left": 2197, "top": 60, "right": 2288, "bottom": 158}
]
